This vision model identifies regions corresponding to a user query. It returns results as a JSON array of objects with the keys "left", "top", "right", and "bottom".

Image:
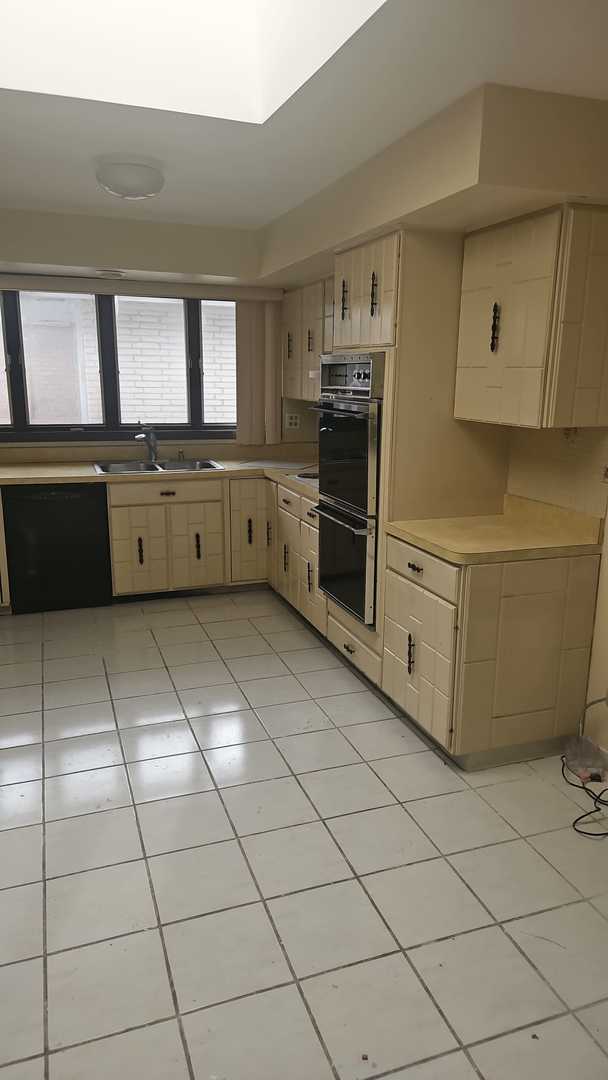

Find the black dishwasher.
[{"left": 3, "top": 484, "right": 112, "bottom": 614}]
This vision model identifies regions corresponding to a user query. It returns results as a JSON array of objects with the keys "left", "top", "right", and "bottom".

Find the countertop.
[
  {"left": 0, "top": 460, "right": 318, "bottom": 490},
  {"left": 386, "top": 495, "right": 604, "bottom": 565}
]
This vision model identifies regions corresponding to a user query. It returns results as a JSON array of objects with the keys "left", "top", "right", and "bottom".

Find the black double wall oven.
[{"left": 315, "top": 353, "right": 384, "bottom": 626}]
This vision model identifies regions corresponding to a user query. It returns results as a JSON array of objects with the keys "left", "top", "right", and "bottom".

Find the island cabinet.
[
  {"left": 454, "top": 205, "right": 608, "bottom": 428},
  {"left": 381, "top": 535, "right": 600, "bottom": 763}
]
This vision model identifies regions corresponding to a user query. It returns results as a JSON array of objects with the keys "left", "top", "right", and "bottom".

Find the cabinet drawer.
[
  {"left": 109, "top": 479, "right": 224, "bottom": 507},
  {"left": 386, "top": 537, "right": 459, "bottom": 603},
  {"left": 301, "top": 497, "right": 320, "bottom": 527},
  {"left": 277, "top": 485, "right": 301, "bottom": 516},
  {"left": 327, "top": 615, "right": 382, "bottom": 684}
]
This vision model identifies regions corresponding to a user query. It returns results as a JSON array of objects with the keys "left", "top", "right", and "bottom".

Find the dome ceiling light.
[{"left": 95, "top": 160, "right": 165, "bottom": 200}]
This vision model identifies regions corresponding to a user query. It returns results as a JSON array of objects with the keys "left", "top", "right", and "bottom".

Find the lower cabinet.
[
  {"left": 111, "top": 506, "right": 169, "bottom": 595},
  {"left": 230, "top": 479, "right": 269, "bottom": 583},
  {"left": 169, "top": 501, "right": 224, "bottom": 589},
  {"left": 276, "top": 506, "right": 300, "bottom": 607},
  {"left": 298, "top": 522, "right": 327, "bottom": 635},
  {"left": 110, "top": 497, "right": 224, "bottom": 595},
  {"left": 381, "top": 535, "right": 600, "bottom": 759}
]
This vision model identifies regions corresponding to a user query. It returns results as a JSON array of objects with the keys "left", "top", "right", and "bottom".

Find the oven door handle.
[
  {"left": 308, "top": 406, "right": 367, "bottom": 419},
  {"left": 315, "top": 506, "right": 370, "bottom": 536}
]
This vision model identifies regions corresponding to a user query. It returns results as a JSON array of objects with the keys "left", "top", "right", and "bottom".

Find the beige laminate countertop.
[
  {"left": 0, "top": 460, "right": 317, "bottom": 489},
  {"left": 386, "top": 495, "right": 604, "bottom": 565}
]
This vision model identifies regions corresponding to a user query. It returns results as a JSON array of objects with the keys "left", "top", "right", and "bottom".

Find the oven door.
[
  {"left": 316, "top": 501, "right": 377, "bottom": 625},
  {"left": 316, "top": 399, "right": 379, "bottom": 516}
]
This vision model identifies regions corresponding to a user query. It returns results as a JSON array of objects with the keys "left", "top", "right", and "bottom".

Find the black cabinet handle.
[
  {"left": 407, "top": 561, "right": 423, "bottom": 574},
  {"left": 306, "top": 510, "right": 317, "bottom": 521},
  {"left": 307, "top": 561, "right": 312, "bottom": 593},
  {"left": 307, "top": 328, "right": 313, "bottom": 352},
  {"left": 287, "top": 331, "right": 293, "bottom": 358},
  {"left": 407, "top": 632, "right": 415, "bottom": 675},
  {"left": 137, "top": 536, "right": 144, "bottom": 566},
  {"left": 343, "top": 642, "right": 355, "bottom": 655},
  {"left": 340, "top": 278, "right": 348, "bottom": 320},
  {"left": 160, "top": 490, "right": 176, "bottom": 497},
  {"left": 490, "top": 301, "right": 501, "bottom": 353},
  {"left": 247, "top": 517, "right": 253, "bottom": 545},
  {"left": 283, "top": 544, "right": 288, "bottom": 572},
  {"left": 281, "top": 497, "right": 291, "bottom": 506},
  {"left": 370, "top": 271, "right": 378, "bottom": 317},
  {"left": 266, "top": 521, "right": 272, "bottom": 547},
  {"left": 195, "top": 532, "right": 201, "bottom": 560}
]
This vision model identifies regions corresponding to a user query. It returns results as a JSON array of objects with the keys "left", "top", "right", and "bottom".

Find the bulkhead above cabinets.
[{"left": 455, "top": 205, "right": 608, "bottom": 428}]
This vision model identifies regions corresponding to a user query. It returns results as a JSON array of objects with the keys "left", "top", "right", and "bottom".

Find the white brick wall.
[{"left": 14, "top": 293, "right": 237, "bottom": 428}]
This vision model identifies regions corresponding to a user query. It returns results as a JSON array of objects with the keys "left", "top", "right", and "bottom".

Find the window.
[
  {"left": 201, "top": 300, "right": 236, "bottom": 424},
  {"left": 0, "top": 289, "right": 238, "bottom": 441},
  {"left": 20, "top": 292, "right": 103, "bottom": 425},
  {"left": 115, "top": 296, "right": 189, "bottom": 424}
]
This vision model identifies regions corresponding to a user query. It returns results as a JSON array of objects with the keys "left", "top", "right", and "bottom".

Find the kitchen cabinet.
[
  {"left": 301, "top": 282, "right": 324, "bottom": 401},
  {"left": 276, "top": 506, "right": 300, "bottom": 607},
  {"left": 169, "top": 501, "right": 224, "bottom": 589},
  {"left": 455, "top": 205, "right": 608, "bottom": 427},
  {"left": 230, "top": 478, "right": 268, "bottom": 582},
  {"left": 281, "top": 279, "right": 326, "bottom": 402},
  {"left": 322, "top": 276, "right": 334, "bottom": 354},
  {"left": 111, "top": 505, "right": 169, "bottom": 595},
  {"left": 298, "top": 521, "right": 326, "bottom": 634},
  {"left": 281, "top": 289, "right": 302, "bottom": 399},
  {"left": 109, "top": 479, "right": 225, "bottom": 595},
  {"left": 381, "top": 535, "right": 600, "bottom": 761},
  {"left": 333, "top": 232, "right": 400, "bottom": 350}
]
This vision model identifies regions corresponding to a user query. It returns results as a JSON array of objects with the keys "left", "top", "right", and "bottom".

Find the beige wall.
[
  {"left": 507, "top": 426, "right": 608, "bottom": 746},
  {"left": 0, "top": 441, "right": 317, "bottom": 466}
]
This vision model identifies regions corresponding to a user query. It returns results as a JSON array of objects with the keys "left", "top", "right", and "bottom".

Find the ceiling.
[{"left": 2, "top": 0, "right": 608, "bottom": 229}]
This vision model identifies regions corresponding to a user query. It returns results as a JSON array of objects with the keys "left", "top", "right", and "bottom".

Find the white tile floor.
[{"left": 0, "top": 588, "right": 607, "bottom": 1079}]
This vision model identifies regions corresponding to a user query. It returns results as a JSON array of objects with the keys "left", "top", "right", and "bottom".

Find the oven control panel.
[{"left": 320, "top": 352, "right": 384, "bottom": 400}]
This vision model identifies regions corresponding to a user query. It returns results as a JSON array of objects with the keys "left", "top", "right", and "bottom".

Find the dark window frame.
[{"left": 0, "top": 291, "right": 237, "bottom": 443}]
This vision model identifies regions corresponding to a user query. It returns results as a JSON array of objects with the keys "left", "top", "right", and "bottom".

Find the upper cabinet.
[
  {"left": 454, "top": 206, "right": 608, "bottom": 428},
  {"left": 281, "top": 277, "right": 327, "bottom": 403},
  {"left": 333, "top": 231, "right": 400, "bottom": 351}
]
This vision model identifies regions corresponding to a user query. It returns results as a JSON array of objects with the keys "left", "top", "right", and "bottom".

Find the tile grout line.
[
  {"left": 40, "top": 633, "right": 49, "bottom": 1080},
  {"left": 149, "top": 617, "right": 344, "bottom": 1080},
  {"left": 100, "top": 654, "right": 198, "bottom": 1080}
]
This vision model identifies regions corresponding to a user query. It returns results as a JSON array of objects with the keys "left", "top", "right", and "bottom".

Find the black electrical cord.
[{"left": 561, "top": 756, "right": 608, "bottom": 838}]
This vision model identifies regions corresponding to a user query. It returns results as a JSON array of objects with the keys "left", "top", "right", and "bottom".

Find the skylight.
[{"left": 1, "top": 0, "right": 386, "bottom": 123}]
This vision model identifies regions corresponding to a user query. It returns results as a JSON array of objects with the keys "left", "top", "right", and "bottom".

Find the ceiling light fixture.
[{"left": 95, "top": 161, "right": 164, "bottom": 200}]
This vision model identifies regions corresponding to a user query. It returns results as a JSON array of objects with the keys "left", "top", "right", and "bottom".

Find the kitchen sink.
[
  {"left": 158, "top": 460, "right": 223, "bottom": 471},
  {"left": 95, "top": 462, "right": 162, "bottom": 474}
]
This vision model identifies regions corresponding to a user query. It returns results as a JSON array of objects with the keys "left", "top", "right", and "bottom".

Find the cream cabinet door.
[
  {"left": 322, "top": 276, "right": 334, "bottom": 353},
  {"left": 454, "top": 209, "right": 561, "bottom": 427},
  {"left": 282, "top": 290, "right": 302, "bottom": 399},
  {"left": 276, "top": 507, "right": 300, "bottom": 607},
  {"left": 298, "top": 522, "right": 327, "bottom": 634},
  {"left": 230, "top": 479, "right": 268, "bottom": 582},
  {"left": 266, "top": 481, "right": 278, "bottom": 589},
  {"left": 301, "top": 282, "right": 324, "bottom": 401},
  {"left": 111, "top": 506, "right": 168, "bottom": 595},
  {"left": 383, "top": 569, "right": 456, "bottom": 748},
  {"left": 359, "top": 232, "right": 400, "bottom": 347},
  {"left": 168, "top": 502, "right": 224, "bottom": 589},
  {"left": 334, "top": 248, "right": 362, "bottom": 349}
]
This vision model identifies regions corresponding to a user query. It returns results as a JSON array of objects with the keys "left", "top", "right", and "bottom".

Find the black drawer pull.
[
  {"left": 247, "top": 517, "right": 253, "bottom": 545},
  {"left": 160, "top": 490, "right": 176, "bottom": 497},
  {"left": 407, "top": 632, "right": 415, "bottom": 674},
  {"left": 137, "top": 536, "right": 144, "bottom": 565},
  {"left": 281, "top": 497, "right": 291, "bottom": 506},
  {"left": 407, "top": 561, "right": 423, "bottom": 574},
  {"left": 343, "top": 642, "right": 355, "bottom": 655},
  {"left": 195, "top": 532, "right": 201, "bottom": 560},
  {"left": 306, "top": 510, "right": 317, "bottom": 520}
]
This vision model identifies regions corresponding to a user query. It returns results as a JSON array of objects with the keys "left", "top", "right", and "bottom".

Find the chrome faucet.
[{"left": 134, "top": 423, "right": 159, "bottom": 464}]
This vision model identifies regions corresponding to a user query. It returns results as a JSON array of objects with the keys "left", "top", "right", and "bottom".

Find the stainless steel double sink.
[{"left": 95, "top": 460, "right": 223, "bottom": 475}]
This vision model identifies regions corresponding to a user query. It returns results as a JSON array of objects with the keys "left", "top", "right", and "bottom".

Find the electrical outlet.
[
  {"left": 285, "top": 412, "right": 301, "bottom": 430},
  {"left": 602, "top": 465, "right": 608, "bottom": 483}
]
